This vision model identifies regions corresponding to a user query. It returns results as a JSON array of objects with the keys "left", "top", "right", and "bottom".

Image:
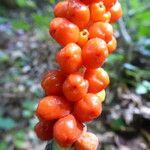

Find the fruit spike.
[{"left": 34, "top": 0, "right": 122, "bottom": 149}]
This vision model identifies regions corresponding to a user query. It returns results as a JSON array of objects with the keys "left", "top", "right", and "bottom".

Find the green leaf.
[
  {"left": 31, "top": 13, "right": 53, "bottom": 28},
  {"left": 22, "top": 100, "right": 37, "bottom": 111},
  {"left": 16, "top": 0, "right": 36, "bottom": 8},
  {"left": 0, "top": 118, "right": 16, "bottom": 130},
  {"left": 12, "top": 20, "right": 30, "bottom": 31},
  {"left": 136, "top": 81, "right": 150, "bottom": 94},
  {"left": 0, "top": 51, "right": 9, "bottom": 63},
  {"left": 110, "top": 118, "right": 126, "bottom": 131},
  {"left": 14, "top": 130, "right": 26, "bottom": 149},
  {"left": 49, "top": 0, "right": 56, "bottom": 4},
  {"left": 22, "top": 110, "right": 33, "bottom": 118},
  {"left": 0, "top": 141, "right": 8, "bottom": 150},
  {"left": 106, "top": 53, "right": 125, "bottom": 64},
  {"left": 15, "top": 130, "right": 26, "bottom": 140}
]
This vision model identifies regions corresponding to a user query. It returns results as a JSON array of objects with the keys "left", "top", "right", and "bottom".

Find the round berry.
[
  {"left": 75, "top": 132, "right": 99, "bottom": 150},
  {"left": 110, "top": 1, "right": 123, "bottom": 23},
  {"left": 49, "top": 17, "right": 79, "bottom": 46},
  {"left": 56, "top": 43, "right": 82, "bottom": 74},
  {"left": 101, "top": 0, "right": 117, "bottom": 9},
  {"left": 67, "top": 0, "right": 90, "bottom": 29},
  {"left": 36, "top": 96, "right": 71, "bottom": 122},
  {"left": 89, "top": 22, "right": 113, "bottom": 42},
  {"left": 107, "top": 36, "right": 117, "bottom": 53},
  {"left": 85, "top": 68, "right": 110, "bottom": 93},
  {"left": 82, "top": 38, "right": 108, "bottom": 69},
  {"left": 90, "top": 2, "right": 106, "bottom": 22},
  {"left": 63, "top": 73, "right": 89, "bottom": 102},
  {"left": 54, "top": 1, "right": 68, "bottom": 18},
  {"left": 77, "top": 29, "right": 89, "bottom": 47},
  {"left": 41, "top": 70, "right": 65, "bottom": 95},
  {"left": 53, "top": 114, "right": 83, "bottom": 147},
  {"left": 96, "top": 89, "right": 106, "bottom": 102},
  {"left": 73, "top": 93, "right": 102, "bottom": 122},
  {"left": 34, "top": 121, "right": 54, "bottom": 141}
]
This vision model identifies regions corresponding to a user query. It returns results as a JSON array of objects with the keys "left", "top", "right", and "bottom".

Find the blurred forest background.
[{"left": 0, "top": 0, "right": 149, "bottom": 149}]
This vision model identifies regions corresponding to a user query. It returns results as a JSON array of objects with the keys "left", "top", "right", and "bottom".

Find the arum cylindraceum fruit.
[{"left": 34, "top": 0, "right": 122, "bottom": 149}]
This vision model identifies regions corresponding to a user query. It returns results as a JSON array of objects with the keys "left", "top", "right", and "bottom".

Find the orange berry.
[
  {"left": 96, "top": 89, "right": 106, "bottom": 102},
  {"left": 101, "top": 0, "right": 117, "bottom": 9},
  {"left": 41, "top": 70, "right": 65, "bottom": 95},
  {"left": 54, "top": 1, "right": 68, "bottom": 18},
  {"left": 75, "top": 132, "right": 99, "bottom": 150},
  {"left": 110, "top": 1, "right": 123, "bottom": 23},
  {"left": 56, "top": 43, "right": 82, "bottom": 74},
  {"left": 82, "top": 38, "right": 108, "bottom": 69},
  {"left": 90, "top": 2, "right": 106, "bottom": 22},
  {"left": 89, "top": 22, "right": 113, "bottom": 42},
  {"left": 103, "top": 11, "right": 111, "bottom": 22},
  {"left": 34, "top": 121, "right": 54, "bottom": 141},
  {"left": 67, "top": 0, "right": 90, "bottom": 29},
  {"left": 80, "top": 0, "right": 100, "bottom": 5},
  {"left": 84, "top": 68, "right": 110, "bottom": 93},
  {"left": 49, "top": 17, "right": 79, "bottom": 46},
  {"left": 77, "top": 29, "right": 89, "bottom": 47},
  {"left": 107, "top": 36, "right": 117, "bottom": 53},
  {"left": 73, "top": 93, "right": 102, "bottom": 122},
  {"left": 63, "top": 74, "right": 89, "bottom": 102},
  {"left": 36, "top": 96, "right": 71, "bottom": 122},
  {"left": 53, "top": 114, "right": 83, "bottom": 147}
]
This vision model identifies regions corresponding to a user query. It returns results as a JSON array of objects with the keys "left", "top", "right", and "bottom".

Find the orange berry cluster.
[{"left": 34, "top": 0, "right": 122, "bottom": 149}]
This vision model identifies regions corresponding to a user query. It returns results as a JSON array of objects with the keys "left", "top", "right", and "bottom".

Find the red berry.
[
  {"left": 56, "top": 43, "right": 82, "bottom": 74},
  {"left": 67, "top": 0, "right": 90, "bottom": 29},
  {"left": 110, "top": 1, "right": 123, "bottom": 23},
  {"left": 82, "top": 38, "right": 108, "bottom": 69},
  {"left": 41, "top": 70, "right": 65, "bottom": 95},
  {"left": 84, "top": 68, "right": 110, "bottom": 93},
  {"left": 89, "top": 22, "right": 113, "bottom": 42},
  {"left": 53, "top": 114, "right": 83, "bottom": 147},
  {"left": 73, "top": 93, "right": 102, "bottom": 122},
  {"left": 36, "top": 96, "right": 71, "bottom": 122},
  {"left": 49, "top": 17, "right": 79, "bottom": 46},
  {"left": 34, "top": 121, "right": 54, "bottom": 141},
  {"left": 63, "top": 73, "right": 89, "bottom": 102}
]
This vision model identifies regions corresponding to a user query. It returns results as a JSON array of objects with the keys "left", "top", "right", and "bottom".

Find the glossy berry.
[
  {"left": 67, "top": 0, "right": 90, "bottom": 29},
  {"left": 101, "top": 0, "right": 117, "bottom": 9},
  {"left": 80, "top": 0, "right": 100, "bottom": 5},
  {"left": 53, "top": 114, "right": 83, "bottom": 147},
  {"left": 36, "top": 96, "right": 71, "bottom": 122},
  {"left": 56, "top": 43, "right": 82, "bottom": 74},
  {"left": 107, "top": 36, "right": 117, "bottom": 53},
  {"left": 73, "top": 93, "right": 102, "bottom": 122},
  {"left": 41, "top": 70, "right": 65, "bottom": 95},
  {"left": 54, "top": 1, "right": 68, "bottom": 18},
  {"left": 82, "top": 38, "right": 108, "bottom": 69},
  {"left": 63, "top": 74, "right": 89, "bottom": 102},
  {"left": 90, "top": 2, "right": 106, "bottom": 22},
  {"left": 110, "top": 1, "right": 123, "bottom": 23},
  {"left": 49, "top": 17, "right": 79, "bottom": 46},
  {"left": 34, "top": 121, "right": 54, "bottom": 141},
  {"left": 102, "top": 11, "right": 111, "bottom": 23},
  {"left": 84, "top": 68, "right": 110, "bottom": 93},
  {"left": 89, "top": 22, "right": 113, "bottom": 42},
  {"left": 96, "top": 89, "right": 106, "bottom": 102},
  {"left": 77, "top": 29, "right": 89, "bottom": 47},
  {"left": 75, "top": 132, "right": 99, "bottom": 150}
]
